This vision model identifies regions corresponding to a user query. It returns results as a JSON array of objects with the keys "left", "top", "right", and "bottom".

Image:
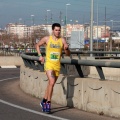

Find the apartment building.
[
  {"left": 87, "top": 25, "right": 110, "bottom": 39},
  {"left": 6, "top": 23, "right": 53, "bottom": 39},
  {"left": 65, "top": 24, "right": 84, "bottom": 37},
  {"left": 6, "top": 23, "right": 29, "bottom": 39},
  {"left": 6, "top": 23, "right": 111, "bottom": 41}
]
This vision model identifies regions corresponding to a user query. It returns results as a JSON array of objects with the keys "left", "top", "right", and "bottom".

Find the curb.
[{"left": 0, "top": 66, "right": 20, "bottom": 68}]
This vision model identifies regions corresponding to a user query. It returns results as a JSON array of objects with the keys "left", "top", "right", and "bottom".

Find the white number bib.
[{"left": 50, "top": 52, "right": 60, "bottom": 61}]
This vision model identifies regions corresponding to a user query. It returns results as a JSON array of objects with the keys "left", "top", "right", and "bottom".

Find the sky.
[{"left": 0, "top": 0, "right": 120, "bottom": 29}]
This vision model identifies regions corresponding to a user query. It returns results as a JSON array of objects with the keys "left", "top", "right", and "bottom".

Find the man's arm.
[
  {"left": 62, "top": 38, "right": 70, "bottom": 56},
  {"left": 36, "top": 36, "right": 48, "bottom": 63},
  {"left": 36, "top": 36, "right": 48, "bottom": 56}
]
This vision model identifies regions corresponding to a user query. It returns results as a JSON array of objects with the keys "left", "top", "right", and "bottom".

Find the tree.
[
  {"left": 30, "top": 26, "right": 49, "bottom": 46},
  {"left": 32, "top": 26, "right": 49, "bottom": 39}
]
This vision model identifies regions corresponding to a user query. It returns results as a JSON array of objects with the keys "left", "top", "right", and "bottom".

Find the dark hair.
[{"left": 52, "top": 23, "right": 61, "bottom": 30}]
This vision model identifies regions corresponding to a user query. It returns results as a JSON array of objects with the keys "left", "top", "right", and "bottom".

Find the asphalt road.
[{"left": 0, "top": 68, "right": 118, "bottom": 120}]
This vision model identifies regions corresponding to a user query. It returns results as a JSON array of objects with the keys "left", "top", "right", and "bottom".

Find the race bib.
[{"left": 50, "top": 52, "right": 60, "bottom": 61}]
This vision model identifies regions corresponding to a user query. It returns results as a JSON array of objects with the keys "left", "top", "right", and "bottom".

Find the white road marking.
[
  {"left": 0, "top": 99, "right": 69, "bottom": 120},
  {"left": 0, "top": 77, "right": 19, "bottom": 82},
  {"left": 1, "top": 65, "right": 17, "bottom": 68}
]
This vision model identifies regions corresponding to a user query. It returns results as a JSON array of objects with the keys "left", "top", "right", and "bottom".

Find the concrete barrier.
[
  {"left": 89, "top": 66, "right": 120, "bottom": 81},
  {"left": 20, "top": 65, "right": 120, "bottom": 118},
  {"left": 0, "top": 56, "right": 23, "bottom": 66}
]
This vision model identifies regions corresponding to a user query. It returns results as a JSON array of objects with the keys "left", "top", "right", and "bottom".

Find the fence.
[
  {"left": 0, "top": 48, "right": 37, "bottom": 56},
  {"left": 21, "top": 51, "right": 120, "bottom": 80}
]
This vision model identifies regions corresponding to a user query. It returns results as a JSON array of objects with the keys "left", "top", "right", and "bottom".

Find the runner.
[{"left": 36, "top": 23, "right": 70, "bottom": 112}]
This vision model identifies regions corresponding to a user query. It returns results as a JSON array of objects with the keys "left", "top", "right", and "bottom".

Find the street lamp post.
[
  {"left": 46, "top": 10, "right": 51, "bottom": 25},
  {"left": 70, "top": 19, "right": 73, "bottom": 26},
  {"left": 18, "top": 18, "right": 22, "bottom": 44},
  {"left": 110, "top": 20, "right": 113, "bottom": 51},
  {"left": 30, "top": 15, "right": 35, "bottom": 47},
  {"left": 66, "top": 3, "right": 71, "bottom": 41},
  {"left": 75, "top": 20, "right": 78, "bottom": 24},
  {"left": 46, "top": 10, "right": 50, "bottom": 35},
  {"left": 31, "top": 15, "right": 34, "bottom": 26},
  {"left": 110, "top": 20, "right": 113, "bottom": 32},
  {"left": 19, "top": 18, "right": 22, "bottom": 24},
  {"left": 61, "top": 19, "right": 64, "bottom": 25}
]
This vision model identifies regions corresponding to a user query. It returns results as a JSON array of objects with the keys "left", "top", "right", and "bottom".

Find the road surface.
[{"left": 0, "top": 68, "right": 118, "bottom": 120}]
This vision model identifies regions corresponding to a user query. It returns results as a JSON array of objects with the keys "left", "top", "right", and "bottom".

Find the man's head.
[{"left": 52, "top": 23, "right": 61, "bottom": 37}]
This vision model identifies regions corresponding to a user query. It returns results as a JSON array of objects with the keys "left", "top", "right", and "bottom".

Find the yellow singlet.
[{"left": 44, "top": 36, "right": 63, "bottom": 76}]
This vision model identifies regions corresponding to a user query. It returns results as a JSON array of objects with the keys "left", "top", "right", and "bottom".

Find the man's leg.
[
  {"left": 44, "top": 70, "right": 58, "bottom": 112},
  {"left": 46, "top": 70, "right": 58, "bottom": 101},
  {"left": 40, "top": 70, "right": 58, "bottom": 112},
  {"left": 40, "top": 74, "right": 50, "bottom": 112},
  {"left": 43, "top": 81, "right": 50, "bottom": 100}
]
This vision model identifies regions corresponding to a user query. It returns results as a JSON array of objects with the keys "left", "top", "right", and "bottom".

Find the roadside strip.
[
  {"left": 0, "top": 66, "right": 17, "bottom": 68},
  {"left": 0, "top": 99, "right": 69, "bottom": 120},
  {"left": 0, "top": 77, "right": 20, "bottom": 82},
  {"left": 0, "top": 77, "right": 69, "bottom": 120}
]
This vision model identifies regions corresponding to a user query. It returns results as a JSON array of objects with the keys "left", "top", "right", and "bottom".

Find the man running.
[{"left": 36, "top": 23, "right": 70, "bottom": 112}]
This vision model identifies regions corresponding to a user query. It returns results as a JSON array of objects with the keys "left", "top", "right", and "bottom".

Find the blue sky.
[{"left": 0, "top": 0, "right": 120, "bottom": 29}]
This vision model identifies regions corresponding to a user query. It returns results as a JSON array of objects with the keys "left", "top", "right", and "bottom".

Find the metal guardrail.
[
  {"left": 21, "top": 52, "right": 120, "bottom": 80},
  {"left": 1, "top": 47, "right": 120, "bottom": 58},
  {"left": 25, "top": 50, "right": 120, "bottom": 58},
  {"left": 63, "top": 51, "right": 120, "bottom": 59}
]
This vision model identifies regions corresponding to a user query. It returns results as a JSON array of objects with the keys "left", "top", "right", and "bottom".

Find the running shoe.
[
  {"left": 46, "top": 102, "right": 51, "bottom": 113},
  {"left": 40, "top": 101, "right": 46, "bottom": 112}
]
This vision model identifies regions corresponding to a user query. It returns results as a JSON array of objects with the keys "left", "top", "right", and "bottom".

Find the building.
[
  {"left": 87, "top": 25, "right": 110, "bottom": 39},
  {"left": 68, "top": 24, "right": 84, "bottom": 37},
  {"left": 5, "top": 23, "right": 112, "bottom": 44},
  {"left": 6, "top": 23, "right": 28, "bottom": 39},
  {"left": 6, "top": 23, "right": 53, "bottom": 39}
]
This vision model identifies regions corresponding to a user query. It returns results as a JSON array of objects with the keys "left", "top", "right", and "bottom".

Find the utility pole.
[
  {"left": 90, "top": 0, "right": 94, "bottom": 56},
  {"left": 104, "top": 6, "right": 106, "bottom": 51},
  {"left": 66, "top": 4, "right": 71, "bottom": 41},
  {"left": 96, "top": 0, "right": 99, "bottom": 49}
]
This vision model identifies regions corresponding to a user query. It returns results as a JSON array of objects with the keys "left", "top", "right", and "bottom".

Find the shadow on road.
[{"left": 50, "top": 106, "right": 73, "bottom": 114}]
